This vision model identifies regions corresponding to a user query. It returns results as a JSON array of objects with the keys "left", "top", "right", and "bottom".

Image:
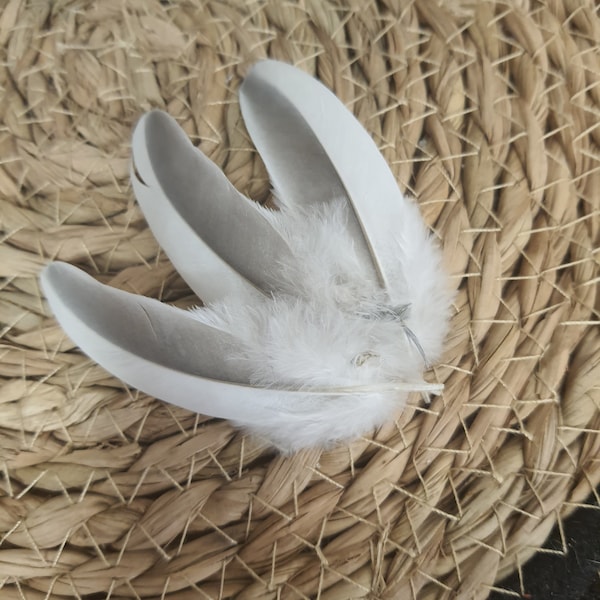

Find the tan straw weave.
[{"left": 0, "top": 1, "right": 599, "bottom": 598}]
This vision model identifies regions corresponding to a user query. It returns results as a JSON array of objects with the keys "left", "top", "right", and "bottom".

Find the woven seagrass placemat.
[{"left": 0, "top": 1, "right": 598, "bottom": 598}]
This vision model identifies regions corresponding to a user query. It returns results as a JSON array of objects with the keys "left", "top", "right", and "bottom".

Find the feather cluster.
[{"left": 41, "top": 60, "right": 453, "bottom": 452}]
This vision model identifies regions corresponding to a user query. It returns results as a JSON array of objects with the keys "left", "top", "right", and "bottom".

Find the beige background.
[{"left": 0, "top": 1, "right": 598, "bottom": 598}]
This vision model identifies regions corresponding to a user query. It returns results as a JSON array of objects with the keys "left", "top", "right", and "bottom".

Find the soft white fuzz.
[{"left": 191, "top": 199, "right": 452, "bottom": 451}]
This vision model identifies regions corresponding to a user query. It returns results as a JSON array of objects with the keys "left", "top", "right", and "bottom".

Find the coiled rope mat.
[{"left": 0, "top": 1, "right": 598, "bottom": 598}]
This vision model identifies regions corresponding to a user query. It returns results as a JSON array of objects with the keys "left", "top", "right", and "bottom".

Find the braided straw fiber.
[{"left": 0, "top": 0, "right": 599, "bottom": 598}]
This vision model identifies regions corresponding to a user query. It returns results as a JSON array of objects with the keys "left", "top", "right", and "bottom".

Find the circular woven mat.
[{"left": 1, "top": 1, "right": 599, "bottom": 598}]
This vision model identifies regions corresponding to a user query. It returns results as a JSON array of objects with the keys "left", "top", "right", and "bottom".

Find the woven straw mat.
[{"left": 0, "top": 1, "right": 599, "bottom": 599}]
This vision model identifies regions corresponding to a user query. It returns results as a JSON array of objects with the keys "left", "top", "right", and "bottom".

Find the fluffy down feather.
[{"left": 191, "top": 199, "right": 452, "bottom": 451}]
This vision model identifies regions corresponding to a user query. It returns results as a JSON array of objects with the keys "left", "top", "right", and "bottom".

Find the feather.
[
  {"left": 240, "top": 60, "right": 419, "bottom": 299},
  {"left": 41, "top": 262, "right": 440, "bottom": 452},
  {"left": 240, "top": 61, "right": 452, "bottom": 366},
  {"left": 131, "top": 110, "right": 294, "bottom": 303},
  {"left": 41, "top": 60, "right": 453, "bottom": 452}
]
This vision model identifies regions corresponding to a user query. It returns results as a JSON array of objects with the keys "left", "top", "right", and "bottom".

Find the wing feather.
[
  {"left": 131, "top": 111, "right": 295, "bottom": 303},
  {"left": 240, "top": 60, "right": 415, "bottom": 294}
]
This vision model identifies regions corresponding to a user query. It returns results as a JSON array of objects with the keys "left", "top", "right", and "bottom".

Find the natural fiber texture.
[{"left": 0, "top": 0, "right": 598, "bottom": 598}]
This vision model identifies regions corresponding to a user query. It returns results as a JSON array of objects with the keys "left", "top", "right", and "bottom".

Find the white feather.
[
  {"left": 41, "top": 60, "right": 453, "bottom": 453},
  {"left": 131, "top": 110, "right": 294, "bottom": 303},
  {"left": 240, "top": 60, "right": 422, "bottom": 299},
  {"left": 41, "top": 263, "right": 438, "bottom": 452}
]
